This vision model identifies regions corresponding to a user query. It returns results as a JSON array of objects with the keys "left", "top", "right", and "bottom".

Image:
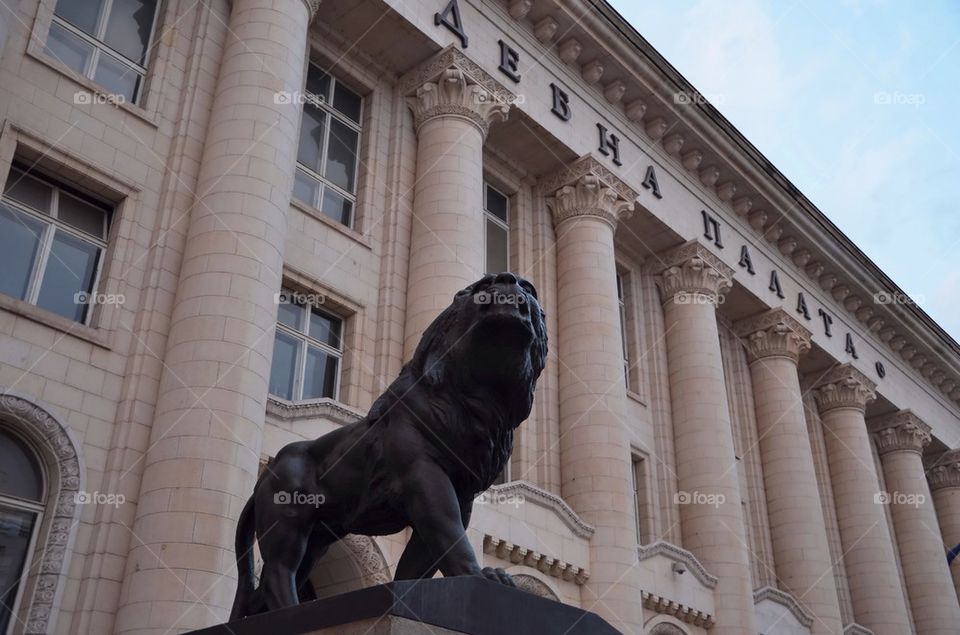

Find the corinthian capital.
[
  {"left": 811, "top": 364, "right": 876, "bottom": 413},
  {"left": 540, "top": 155, "right": 637, "bottom": 230},
  {"left": 734, "top": 308, "right": 812, "bottom": 364},
  {"left": 655, "top": 241, "right": 734, "bottom": 306},
  {"left": 927, "top": 449, "right": 960, "bottom": 491},
  {"left": 870, "top": 410, "right": 932, "bottom": 456},
  {"left": 402, "top": 47, "right": 515, "bottom": 137}
]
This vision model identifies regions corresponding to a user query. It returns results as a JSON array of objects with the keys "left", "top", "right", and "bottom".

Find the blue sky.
[{"left": 608, "top": 0, "right": 960, "bottom": 341}]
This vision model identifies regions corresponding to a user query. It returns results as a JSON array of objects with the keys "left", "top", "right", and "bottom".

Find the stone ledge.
[
  {"left": 752, "top": 585, "right": 814, "bottom": 629},
  {"left": 637, "top": 540, "right": 718, "bottom": 589},
  {"left": 266, "top": 397, "right": 366, "bottom": 426},
  {"left": 486, "top": 480, "right": 595, "bottom": 539}
]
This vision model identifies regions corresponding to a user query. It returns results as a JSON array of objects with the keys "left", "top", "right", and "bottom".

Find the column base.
[{"left": 187, "top": 578, "right": 618, "bottom": 635}]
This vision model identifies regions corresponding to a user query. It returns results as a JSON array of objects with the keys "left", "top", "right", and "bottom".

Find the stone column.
[
  {"left": 812, "top": 365, "right": 911, "bottom": 635},
  {"left": 872, "top": 411, "right": 960, "bottom": 632},
  {"left": 929, "top": 448, "right": 960, "bottom": 604},
  {"left": 656, "top": 241, "right": 757, "bottom": 634},
  {"left": 401, "top": 48, "right": 513, "bottom": 357},
  {"left": 733, "top": 309, "right": 843, "bottom": 634},
  {"left": 115, "top": 1, "right": 317, "bottom": 632},
  {"left": 541, "top": 156, "right": 642, "bottom": 632}
]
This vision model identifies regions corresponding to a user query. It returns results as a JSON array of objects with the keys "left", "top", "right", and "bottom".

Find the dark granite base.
[{"left": 189, "top": 577, "right": 620, "bottom": 635}]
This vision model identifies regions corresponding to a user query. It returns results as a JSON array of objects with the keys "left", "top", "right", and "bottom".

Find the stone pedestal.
[{"left": 186, "top": 577, "right": 619, "bottom": 635}]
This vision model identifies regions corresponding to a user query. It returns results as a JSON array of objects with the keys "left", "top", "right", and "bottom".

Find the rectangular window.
[
  {"left": 46, "top": 0, "right": 161, "bottom": 103},
  {"left": 617, "top": 273, "right": 630, "bottom": 389},
  {"left": 269, "top": 290, "right": 343, "bottom": 401},
  {"left": 484, "top": 182, "right": 509, "bottom": 273},
  {"left": 0, "top": 165, "right": 111, "bottom": 323},
  {"left": 293, "top": 64, "right": 362, "bottom": 228},
  {"left": 632, "top": 453, "right": 648, "bottom": 544}
]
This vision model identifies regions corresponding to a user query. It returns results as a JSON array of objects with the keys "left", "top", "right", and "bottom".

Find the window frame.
[
  {"left": 1, "top": 166, "right": 111, "bottom": 326},
  {"left": 617, "top": 272, "right": 631, "bottom": 389},
  {"left": 293, "top": 64, "right": 363, "bottom": 228},
  {"left": 483, "top": 181, "right": 510, "bottom": 274},
  {"left": 631, "top": 451, "right": 647, "bottom": 545},
  {"left": 47, "top": 0, "right": 163, "bottom": 104},
  {"left": 270, "top": 289, "right": 345, "bottom": 402}
]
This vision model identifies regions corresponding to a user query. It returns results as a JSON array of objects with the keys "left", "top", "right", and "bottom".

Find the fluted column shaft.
[
  {"left": 545, "top": 157, "right": 642, "bottom": 632},
  {"left": 657, "top": 241, "right": 757, "bottom": 634},
  {"left": 929, "top": 449, "right": 960, "bottom": 604},
  {"left": 813, "top": 366, "right": 911, "bottom": 635},
  {"left": 872, "top": 412, "right": 960, "bottom": 633},
  {"left": 734, "top": 310, "right": 842, "bottom": 634},
  {"left": 402, "top": 51, "right": 512, "bottom": 357}
]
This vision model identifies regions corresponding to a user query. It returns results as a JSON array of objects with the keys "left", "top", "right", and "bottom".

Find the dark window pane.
[
  {"left": 485, "top": 218, "right": 508, "bottom": 274},
  {"left": 320, "top": 188, "right": 352, "bottom": 226},
  {"left": 36, "top": 230, "right": 100, "bottom": 322},
  {"left": 297, "top": 105, "right": 326, "bottom": 174},
  {"left": 103, "top": 0, "right": 157, "bottom": 64},
  {"left": 309, "top": 309, "right": 342, "bottom": 349},
  {"left": 485, "top": 185, "right": 508, "bottom": 223},
  {"left": 292, "top": 169, "right": 320, "bottom": 208},
  {"left": 45, "top": 22, "right": 94, "bottom": 74},
  {"left": 333, "top": 83, "right": 362, "bottom": 123},
  {"left": 4, "top": 170, "right": 52, "bottom": 214},
  {"left": 0, "top": 431, "right": 43, "bottom": 501},
  {"left": 303, "top": 345, "right": 338, "bottom": 399},
  {"left": 276, "top": 294, "right": 303, "bottom": 331},
  {"left": 54, "top": 0, "right": 104, "bottom": 36},
  {"left": 58, "top": 192, "right": 106, "bottom": 238},
  {"left": 269, "top": 331, "right": 300, "bottom": 400},
  {"left": 305, "top": 66, "right": 330, "bottom": 102},
  {"left": 0, "top": 505, "right": 38, "bottom": 635},
  {"left": 324, "top": 119, "right": 358, "bottom": 192},
  {"left": 0, "top": 204, "right": 46, "bottom": 301},
  {"left": 93, "top": 52, "right": 140, "bottom": 102}
]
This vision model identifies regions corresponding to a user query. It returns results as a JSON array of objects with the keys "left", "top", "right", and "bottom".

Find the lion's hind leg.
[{"left": 257, "top": 513, "right": 314, "bottom": 611}]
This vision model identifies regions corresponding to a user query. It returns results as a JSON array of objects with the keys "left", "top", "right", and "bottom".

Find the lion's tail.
[{"left": 229, "top": 495, "right": 256, "bottom": 620}]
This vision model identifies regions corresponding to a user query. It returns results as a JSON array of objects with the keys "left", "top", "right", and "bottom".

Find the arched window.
[{"left": 0, "top": 429, "right": 44, "bottom": 635}]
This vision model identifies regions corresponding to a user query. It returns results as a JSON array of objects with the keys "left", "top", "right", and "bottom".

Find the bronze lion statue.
[{"left": 230, "top": 272, "right": 548, "bottom": 619}]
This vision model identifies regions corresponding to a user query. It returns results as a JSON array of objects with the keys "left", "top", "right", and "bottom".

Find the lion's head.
[{"left": 411, "top": 272, "right": 548, "bottom": 426}]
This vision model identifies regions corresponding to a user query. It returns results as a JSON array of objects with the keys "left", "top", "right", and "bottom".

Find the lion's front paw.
[{"left": 479, "top": 566, "right": 516, "bottom": 587}]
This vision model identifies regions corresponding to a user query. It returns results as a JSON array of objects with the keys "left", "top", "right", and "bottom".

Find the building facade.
[{"left": 0, "top": 0, "right": 959, "bottom": 634}]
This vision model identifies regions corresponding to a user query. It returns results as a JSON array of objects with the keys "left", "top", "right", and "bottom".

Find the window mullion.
[
  {"left": 96, "top": 0, "right": 116, "bottom": 41},
  {"left": 26, "top": 223, "right": 56, "bottom": 305}
]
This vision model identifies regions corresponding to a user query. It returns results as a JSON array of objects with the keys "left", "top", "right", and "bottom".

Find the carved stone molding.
[
  {"left": 266, "top": 397, "right": 365, "bottom": 426},
  {"left": 0, "top": 391, "right": 82, "bottom": 635},
  {"left": 655, "top": 240, "right": 734, "bottom": 305},
  {"left": 843, "top": 624, "right": 874, "bottom": 635},
  {"left": 482, "top": 535, "right": 589, "bottom": 585},
  {"left": 637, "top": 540, "right": 718, "bottom": 589},
  {"left": 486, "top": 480, "right": 595, "bottom": 538},
  {"left": 811, "top": 364, "right": 877, "bottom": 413},
  {"left": 539, "top": 155, "right": 637, "bottom": 230},
  {"left": 927, "top": 448, "right": 960, "bottom": 491},
  {"left": 734, "top": 308, "right": 812, "bottom": 363},
  {"left": 301, "top": 0, "right": 321, "bottom": 19},
  {"left": 512, "top": 574, "right": 560, "bottom": 601},
  {"left": 753, "top": 585, "right": 815, "bottom": 629},
  {"left": 339, "top": 534, "right": 391, "bottom": 586},
  {"left": 400, "top": 47, "right": 515, "bottom": 137},
  {"left": 641, "top": 591, "right": 716, "bottom": 629},
  {"left": 869, "top": 410, "right": 931, "bottom": 456}
]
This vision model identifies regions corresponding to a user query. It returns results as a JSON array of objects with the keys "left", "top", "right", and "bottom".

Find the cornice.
[
  {"left": 870, "top": 410, "right": 931, "bottom": 456},
  {"left": 811, "top": 364, "right": 877, "bottom": 413},
  {"left": 641, "top": 591, "right": 715, "bottom": 629},
  {"left": 655, "top": 240, "right": 734, "bottom": 305},
  {"left": 266, "top": 397, "right": 365, "bottom": 426},
  {"left": 486, "top": 480, "right": 595, "bottom": 538},
  {"left": 752, "top": 586, "right": 815, "bottom": 629},
  {"left": 927, "top": 448, "right": 960, "bottom": 491},
  {"left": 734, "top": 308, "right": 812, "bottom": 364},
  {"left": 637, "top": 540, "right": 717, "bottom": 589},
  {"left": 482, "top": 535, "right": 588, "bottom": 585}
]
